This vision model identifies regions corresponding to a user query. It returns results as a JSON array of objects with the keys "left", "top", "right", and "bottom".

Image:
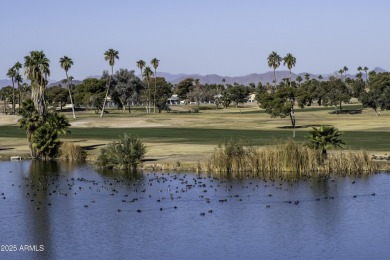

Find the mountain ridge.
[{"left": 0, "top": 67, "right": 387, "bottom": 88}]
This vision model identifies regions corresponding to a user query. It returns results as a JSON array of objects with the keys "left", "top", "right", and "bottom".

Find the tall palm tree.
[
  {"left": 24, "top": 50, "right": 50, "bottom": 117},
  {"left": 363, "top": 66, "right": 369, "bottom": 82},
  {"left": 59, "top": 56, "right": 76, "bottom": 118},
  {"left": 13, "top": 62, "right": 23, "bottom": 113},
  {"left": 101, "top": 49, "right": 119, "bottom": 117},
  {"left": 136, "top": 60, "right": 146, "bottom": 78},
  {"left": 343, "top": 66, "right": 348, "bottom": 81},
  {"left": 267, "top": 51, "right": 282, "bottom": 87},
  {"left": 136, "top": 60, "right": 146, "bottom": 112},
  {"left": 6, "top": 67, "right": 16, "bottom": 114},
  {"left": 283, "top": 53, "right": 296, "bottom": 87},
  {"left": 307, "top": 125, "right": 345, "bottom": 156},
  {"left": 143, "top": 66, "right": 154, "bottom": 113},
  {"left": 338, "top": 69, "right": 343, "bottom": 79},
  {"left": 151, "top": 58, "right": 160, "bottom": 113}
]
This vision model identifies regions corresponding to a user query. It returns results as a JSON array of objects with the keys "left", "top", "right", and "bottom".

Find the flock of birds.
[{"left": 1, "top": 169, "right": 378, "bottom": 217}]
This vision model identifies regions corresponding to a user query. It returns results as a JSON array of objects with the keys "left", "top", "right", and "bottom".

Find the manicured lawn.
[{"left": 1, "top": 125, "right": 389, "bottom": 151}]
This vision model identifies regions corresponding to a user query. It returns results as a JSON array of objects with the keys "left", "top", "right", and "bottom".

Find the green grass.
[{"left": 1, "top": 125, "right": 389, "bottom": 151}]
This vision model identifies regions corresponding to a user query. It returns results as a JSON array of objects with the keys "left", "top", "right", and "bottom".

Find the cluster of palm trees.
[
  {"left": 136, "top": 58, "right": 160, "bottom": 113},
  {"left": 6, "top": 62, "right": 23, "bottom": 114},
  {"left": 267, "top": 51, "right": 296, "bottom": 87}
]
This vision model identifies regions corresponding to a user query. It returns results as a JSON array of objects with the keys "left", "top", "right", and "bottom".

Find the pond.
[{"left": 1, "top": 160, "right": 390, "bottom": 260}]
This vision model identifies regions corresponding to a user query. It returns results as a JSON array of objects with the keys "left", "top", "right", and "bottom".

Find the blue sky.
[{"left": 1, "top": 0, "right": 389, "bottom": 80}]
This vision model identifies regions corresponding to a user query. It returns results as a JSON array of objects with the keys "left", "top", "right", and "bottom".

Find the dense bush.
[{"left": 97, "top": 134, "right": 146, "bottom": 170}]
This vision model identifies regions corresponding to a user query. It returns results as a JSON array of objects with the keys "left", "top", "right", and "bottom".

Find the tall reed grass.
[
  {"left": 206, "top": 138, "right": 380, "bottom": 178},
  {"left": 59, "top": 142, "right": 86, "bottom": 162}
]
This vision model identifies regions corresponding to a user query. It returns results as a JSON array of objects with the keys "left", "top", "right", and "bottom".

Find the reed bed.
[
  {"left": 206, "top": 138, "right": 381, "bottom": 178},
  {"left": 59, "top": 142, "right": 86, "bottom": 162}
]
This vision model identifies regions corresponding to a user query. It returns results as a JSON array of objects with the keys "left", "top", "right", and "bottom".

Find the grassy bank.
[
  {"left": 0, "top": 104, "right": 389, "bottom": 170},
  {"left": 1, "top": 125, "right": 389, "bottom": 151}
]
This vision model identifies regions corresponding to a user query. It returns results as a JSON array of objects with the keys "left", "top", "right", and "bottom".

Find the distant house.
[
  {"left": 168, "top": 94, "right": 180, "bottom": 105},
  {"left": 248, "top": 93, "right": 256, "bottom": 102}
]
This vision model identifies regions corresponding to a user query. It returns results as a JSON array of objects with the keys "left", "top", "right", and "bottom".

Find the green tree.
[
  {"left": 151, "top": 58, "right": 160, "bottom": 113},
  {"left": 101, "top": 49, "right": 119, "bottom": 117},
  {"left": 150, "top": 77, "right": 173, "bottom": 113},
  {"left": 228, "top": 85, "right": 249, "bottom": 108},
  {"left": 46, "top": 85, "right": 68, "bottom": 110},
  {"left": 110, "top": 69, "right": 145, "bottom": 113},
  {"left": 175, "top": 78, "right": 194, "bottom": 101},
  {"left": 283, "top": 53, "right": 296, "bottom": 87},
  {"left": 322, "top": 78, "right": 351, "bottom": 112},
  {"left": 257, "top": 85, "right": 301, "bottom": 137},
  {"left": 187, "top": 79, "right": 205, "bottom": 108},
  {"left": 59, "top": 56, "right": 76, "bottom": 118},
  {"left": 307, "top": 125, "right": 344, "bottom": 155},
  {"left": 304, "top": 73, "right": 311, "bottom": 82},
  {"left": 360, "top": 72, "right": 390, "bottom": 115},
  {"left": 73, "top": 78, "right": 106, "bottom": 112},
  {"left": 143, "top": 66, "right": 154, "bottom": 113},
  {"left": 267, "top": 51, "right": 282, "bottom": 87},
  {"left": 296, "top": 75, "right": 303, "bottom": 86}
]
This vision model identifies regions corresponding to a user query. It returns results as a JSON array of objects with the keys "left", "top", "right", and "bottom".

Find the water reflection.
[{"left": 0, "top": 161, "right": 389, "bottom": 259}]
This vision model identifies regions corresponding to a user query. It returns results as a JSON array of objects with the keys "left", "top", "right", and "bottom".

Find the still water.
[{"left": 0, "top": 160, "right": 389, "bottom": 260}]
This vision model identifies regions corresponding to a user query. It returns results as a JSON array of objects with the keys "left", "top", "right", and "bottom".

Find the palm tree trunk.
[
  {"left": 17, "top": 81, "right": 21, "bottom": 114},
  {"left": 148, "top": 81, "right": 151, "bottom": 113},
  {"left": 289, "top": 69, "right": 292, "bottom": 88},
  {"left": 100, "top": 67, "right": 113, "bottom": 117},
  {"left": 11, "top": 78, "right": 15, "bottom": 115},
  {"left": 66, "top": 71, "right": 76, "bottom": 118},
  {"left": 290, "top": 107, "right": 296, "bottom": 138},
  {"left": 273, "top": 68, "right": 276, "bottom": 87},
  {"left": 154, "top": 70, "right": 157, "bottom": 113}
]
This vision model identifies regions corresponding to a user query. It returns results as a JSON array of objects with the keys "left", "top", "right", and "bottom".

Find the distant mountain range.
[{"left": 0, "top": 67, "right": 387, "bottom": 88}]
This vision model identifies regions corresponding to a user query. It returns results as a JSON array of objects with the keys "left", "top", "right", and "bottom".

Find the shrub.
[
  {"left": 97, "top": 134, "right": 146, "bottom": 170},
  {"left": 59, "top": 142, "right": 86, "bottom": 162}
]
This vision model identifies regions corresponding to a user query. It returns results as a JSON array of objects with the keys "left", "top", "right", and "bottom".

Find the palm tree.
[
  {"left": 304, "top": 73, "right": 310, "bottom": 82},
  {"left": 143, "top": 66, "right": 154, "bottom": 113},
  {"left": 343, "top": 66, "right": 348, "bottom": 81},
  {"left": 136, "top": 60, "right": 146, "bottom": 78},
  {"left": 59, "top": 56, "right": 76, "bottom": 118},
  {"left": 296, "top": 76, "right": 302, "bottom": 86},
  {"left": 136, "top": 60, "right": 146, "bottom": 112},
  {"left": 24, "top": 50, "right": 50, "bottom": 117},
  {"left": 338, "top": 69, "right": 343, "bottom": 79},
  {"left": 101, "top": 49, "right": 119, "bottom": 117},
  {"left": 151, "top": 58, "right": 160, "bottom": 113},
  {"left": 307, "top": 125, "right": 345, "bottom": 156},
  {"left": 267, "top": 51, "right": 282, "bottom": 87},
  {"left": 6, "top": 67, "right": 16, "bottom": 114},
  {"left": 283, "top": 53, "right": 296, "bottom": 87},
  {"left": 363, "top": 66, "right": 369, "bottom": 82},
  {"left": 13, "top": 62, "right": 23, "bottom": 113}
]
